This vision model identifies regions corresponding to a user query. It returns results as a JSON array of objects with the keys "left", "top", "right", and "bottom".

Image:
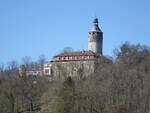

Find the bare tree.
[
  {"left": 22, "top": 56, "right": 32, "bottom": 70},
  {"left": 63, "top": 47, "right": 74, "bottom": 53},
  {"left": 38, "top": 55, "right": 46, "bottom": 75}
]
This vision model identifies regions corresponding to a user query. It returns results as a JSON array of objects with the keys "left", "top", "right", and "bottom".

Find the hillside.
[{"left": 0, "top": 42, "right": 150, "bottom": 113}]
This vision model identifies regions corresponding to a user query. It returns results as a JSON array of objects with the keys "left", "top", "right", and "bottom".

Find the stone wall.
[
  {"left": 51, "top": 59, "right": 96, "bottom": 80},
  {"left": 88, "top": 31, "right": 103, "bottom": 55}
]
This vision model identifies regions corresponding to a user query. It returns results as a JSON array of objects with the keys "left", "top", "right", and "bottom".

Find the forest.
[{"left": 0, "top": 42, "right": 150, "bottom": 113}]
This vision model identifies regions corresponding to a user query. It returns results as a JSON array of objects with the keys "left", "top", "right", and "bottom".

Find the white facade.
[
  {"left": 26, "top": 70, "right": 42, "bottom": 76},
  {"left": 44, "top": 62, "right": 51, "bottom": 75}
]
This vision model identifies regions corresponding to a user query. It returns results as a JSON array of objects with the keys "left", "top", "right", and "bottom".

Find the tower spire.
[{"left": 91, "top": 17, "right": 101, "bottom": 32}]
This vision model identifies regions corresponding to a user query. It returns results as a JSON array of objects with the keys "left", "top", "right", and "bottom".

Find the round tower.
[{"left": 88, "top": 17, "right": 103, "bottom": 55}]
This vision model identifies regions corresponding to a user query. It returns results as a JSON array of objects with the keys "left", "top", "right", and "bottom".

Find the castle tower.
[{"left": 88, "top": 17, "right": 103, "bottom": 55}]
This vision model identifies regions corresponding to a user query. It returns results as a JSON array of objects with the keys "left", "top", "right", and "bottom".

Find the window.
[{"left": 45, "top": 69, "right": 49, "bottom": 74}]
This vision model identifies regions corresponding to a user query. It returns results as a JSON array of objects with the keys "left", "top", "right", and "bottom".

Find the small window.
[{"left": 45, "top": 69, "right": 49, "bottom": 74}]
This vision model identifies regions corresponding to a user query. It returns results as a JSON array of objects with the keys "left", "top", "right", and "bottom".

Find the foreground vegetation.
[{"left": 0, "top": 42, "right": 150, "bottom": 113}]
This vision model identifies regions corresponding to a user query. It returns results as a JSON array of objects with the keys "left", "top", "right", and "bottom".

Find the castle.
[
  {"left": 52, "top": 17, "right": 103, "bottom": 62},
  {"left": 19, "top": 17, "right": 111, "bottom": 78}
]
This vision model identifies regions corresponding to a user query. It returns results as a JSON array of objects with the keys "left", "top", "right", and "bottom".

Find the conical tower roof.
[{"left": 91, "top": 17, "right": 102, "bottom": 32}]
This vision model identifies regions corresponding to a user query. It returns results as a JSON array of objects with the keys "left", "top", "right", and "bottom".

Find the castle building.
[
  {"left": 43, "top": 62, "right": 52, "bottom": 75},
  {"left": 52, "top": 17, "right": 103, "bottom": 62},
  {"left": 50, "top": 17, "right": 110, "bottom": 79},
  {"left": 19, "top": 17, "right": 111, "bottom": 78},
  {"left": 19, "top": 64, "right": 43, "bottom": 76}
]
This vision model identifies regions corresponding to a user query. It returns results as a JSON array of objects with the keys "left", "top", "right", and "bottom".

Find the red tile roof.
[{"left": 54, "top": 51, "right": 99, "bottom": 57}]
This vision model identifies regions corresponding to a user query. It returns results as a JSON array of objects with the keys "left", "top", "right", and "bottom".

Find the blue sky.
[{"left": 0, "top": 0, "right": 150, "bottom": 63}]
